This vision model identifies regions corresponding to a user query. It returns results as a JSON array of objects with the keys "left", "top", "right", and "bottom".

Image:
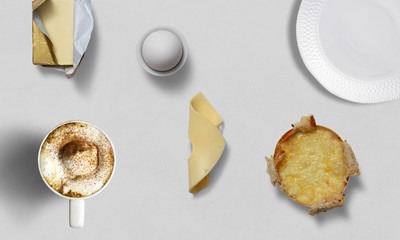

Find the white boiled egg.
[{"left": 141, "top": 30, "right": 183, "bottom": 72}]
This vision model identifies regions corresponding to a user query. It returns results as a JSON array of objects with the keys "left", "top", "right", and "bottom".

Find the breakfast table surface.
[{"left": 0, "top": 0, "right": 399, "bottom": 239}]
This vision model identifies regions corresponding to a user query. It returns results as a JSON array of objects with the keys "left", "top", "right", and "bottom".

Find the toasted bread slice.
[{"left": 267, "top": 115, "right": 360, "bottom": 215}]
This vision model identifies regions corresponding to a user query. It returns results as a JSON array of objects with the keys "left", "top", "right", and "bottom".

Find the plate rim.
[{"left": 296, "top": 0, "right": 400, "bottom": 103}]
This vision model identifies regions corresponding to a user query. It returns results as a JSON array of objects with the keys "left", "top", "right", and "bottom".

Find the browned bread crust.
[{"left": 266, "top": 115, "right": 360, "bottom": 215}]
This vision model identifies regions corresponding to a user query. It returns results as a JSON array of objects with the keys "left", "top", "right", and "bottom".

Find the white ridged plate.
[{"left": 297, "top": 0, "right": 400, "bottom": 103}]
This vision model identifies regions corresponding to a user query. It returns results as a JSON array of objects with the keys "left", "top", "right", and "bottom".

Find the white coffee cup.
[{"left": 38, "top": 120, "right": 116, "bottom": 228}]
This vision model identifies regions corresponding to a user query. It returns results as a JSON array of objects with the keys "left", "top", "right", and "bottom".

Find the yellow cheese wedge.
[
  {"left": 188, "top": 93, "right": 225, "bottom": 194},
  {"left": 37, "top": 0, "right": 74, "bottom": 65}
]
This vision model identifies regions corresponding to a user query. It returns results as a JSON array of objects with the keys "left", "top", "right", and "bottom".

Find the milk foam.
[{"left": 40, "top": 122, "right": 114, "bottom": 197}]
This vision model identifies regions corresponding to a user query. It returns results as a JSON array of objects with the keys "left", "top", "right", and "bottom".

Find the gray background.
[{"left": 0, "top": 0, "right": 398, "bottom": 239}]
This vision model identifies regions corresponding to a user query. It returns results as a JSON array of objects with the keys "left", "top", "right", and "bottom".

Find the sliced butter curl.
[{"left": 188, "top": 92, "right": 225, "bottom": 194}]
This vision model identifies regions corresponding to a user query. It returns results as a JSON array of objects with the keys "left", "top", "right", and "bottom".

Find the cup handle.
[{"left": 69, "top": 199, "right": 85, "bottom": 228}]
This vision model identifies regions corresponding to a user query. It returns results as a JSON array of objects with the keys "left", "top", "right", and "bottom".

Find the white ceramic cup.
[{"left": 38, "top": 120, "right": 116, "bottom": 228}]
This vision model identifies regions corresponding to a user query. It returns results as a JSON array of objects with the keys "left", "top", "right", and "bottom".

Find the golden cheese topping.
[{"left": 277, "top": 127, "right": 346, "bottom": 206}]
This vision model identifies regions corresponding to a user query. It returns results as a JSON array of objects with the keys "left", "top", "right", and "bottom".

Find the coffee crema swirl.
[{"left": 40, "top": 122, "right": 114, "bottom": 198}]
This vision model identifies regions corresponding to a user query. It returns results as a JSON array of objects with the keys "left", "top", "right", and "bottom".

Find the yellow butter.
[
  {"left": 32, "top": 21, "right": 56, "bottom": 65},
  {"left": 37, "top": 0, "right": 74, "bottom": 65},
  {"left": 188, "top": 93, "right": 225, "bottom": 194}
]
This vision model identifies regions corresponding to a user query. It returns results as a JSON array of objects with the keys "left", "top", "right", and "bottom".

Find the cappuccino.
[{"left": 39, "top": 122, "right": 114, "bottom": 197}]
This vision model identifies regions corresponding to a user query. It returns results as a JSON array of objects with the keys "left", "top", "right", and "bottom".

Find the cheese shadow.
[
  {"left": 192, "top": 143, "right": 230, "bottom": 198},
  {"left": 147, "top": 58, "right": 192, "bottom": 93},
  {"left": 0, "top": 128, "right": 56, "bottom": 223}
]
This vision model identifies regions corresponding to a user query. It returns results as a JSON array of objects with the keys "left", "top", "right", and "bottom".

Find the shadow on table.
[
  {"left": 273, "top": 182, "right": 309, "bottom": 214},
  {"left": 146, "top": 58, "right": 192, "bottom": 93},
  {"left": 314, "top": 176, "right": 363, "bottom": 225},
  {"left": 73, "top": 12, "right": 99, "bottom": 95},
  {"left": 36, "top": 11, "right": 99, "bottom": 96},
  {"left": 288, "top": 0, "right": 353, "bottom": 104},
  {"left": 0, "top": 128, "right": 56, "bottom": 223},
  {"left": 272, "top": 174, "right": 363, "bottom": 223},
  {"left": 191, "top": 143, "right": 230, "bottom": 198}
]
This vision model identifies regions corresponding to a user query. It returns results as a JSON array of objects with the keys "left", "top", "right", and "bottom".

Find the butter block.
[
  {"left": 32, "top": 21, "right": 56, "bottom": 65},
  {"left": 37, "top": 0, "right": 74, "bottom": 65}
]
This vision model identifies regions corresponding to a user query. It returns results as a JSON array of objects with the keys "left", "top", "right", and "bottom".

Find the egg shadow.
[
  {"left": 147, "top": 58, "right": 192, "bottom": 93},
  {"left": 288, "top": 0, "right": 356, "bottom": 104},
  {"left": 0, "top": 128, "right": 56, "bottom": 223},
  {"left": 191, "top": 143, "right": 230, "bottom": 198}
]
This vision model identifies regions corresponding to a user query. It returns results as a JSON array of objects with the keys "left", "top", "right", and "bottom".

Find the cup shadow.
[
  {"left": 0, "top": 128, "right": 56, "bottom": 223},
  {"left": 192, "top": 143, "right": 230, "bottom": 198},
  {"left": 146, "top": 58, "right": 192, "bottom": 93},
  {"left": 288, "top": 0, "right": 353, "bottom": 104}
]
